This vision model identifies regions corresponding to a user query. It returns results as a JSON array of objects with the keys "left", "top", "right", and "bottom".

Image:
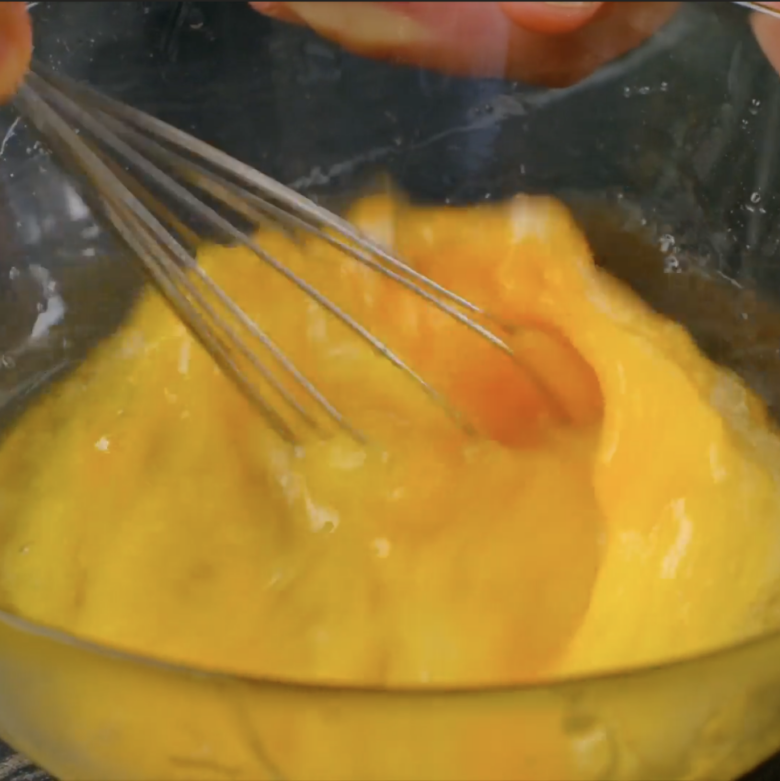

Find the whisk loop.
[{"left": 14, "top": 64, "right": 521, "bottom": 445}]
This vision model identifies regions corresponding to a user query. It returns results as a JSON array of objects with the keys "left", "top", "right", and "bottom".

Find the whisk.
[
  {"left": 734, "top": 2, "right": 780, "bottom": 19},
  {"left": 13, "top": 64, "right": 517, "bottom": 445}
]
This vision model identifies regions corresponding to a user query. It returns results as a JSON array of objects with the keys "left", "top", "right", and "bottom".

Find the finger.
[
  {"left": 503, "top": 2, "right": 680, "bottom": 86},
  {"left": 0, "top": 2, "right": 32, "bottom": 103},
  {"left": 248, "top": 2, "right": 678, "bottom": 87},
  {"left": 248, "top": 2, "right": 305, "bottom": 25},
  {"left": 751, "top": 3, "right": 780, "bottom": 77},
  {"left": 264, "top": 2, "right": 436, "bottom": 57},
  {"left": 499, "top": 2, "right": 603, "bottom": 35}
]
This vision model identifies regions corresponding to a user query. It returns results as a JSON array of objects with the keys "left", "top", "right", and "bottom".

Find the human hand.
[
  {"left": 249, "top": 2, "right": 680, "bottom": 87},
  {"left": 3, "top": 3, "right": 780, "bottom": 102},
  {"left": 251, "top": 2, "right": 780, "bottom": 90},
  {"left": 751, "top": 3, "right": 780, "bottom": 76}
]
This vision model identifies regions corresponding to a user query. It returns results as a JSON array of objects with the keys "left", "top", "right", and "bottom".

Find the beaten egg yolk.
[{"left": 1, "top": 193, "right": 780, "bottom": 687}]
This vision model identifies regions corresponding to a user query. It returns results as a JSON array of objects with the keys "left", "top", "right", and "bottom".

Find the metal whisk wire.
[
  {"left": 733, "top": 2, "right": 780, "bottom": 20},
  {"left": 13, "top": 64, "right": 518, "bottom": 444}
]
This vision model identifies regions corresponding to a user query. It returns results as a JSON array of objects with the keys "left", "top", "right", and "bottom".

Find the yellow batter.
[{"left": 0, "top": 192, "right": 779, "bottom": 687}]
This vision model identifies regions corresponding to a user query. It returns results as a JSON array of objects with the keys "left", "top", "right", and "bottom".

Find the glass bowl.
[{"left": 3, "top": 1, "right": 780, "bottom": 778}]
